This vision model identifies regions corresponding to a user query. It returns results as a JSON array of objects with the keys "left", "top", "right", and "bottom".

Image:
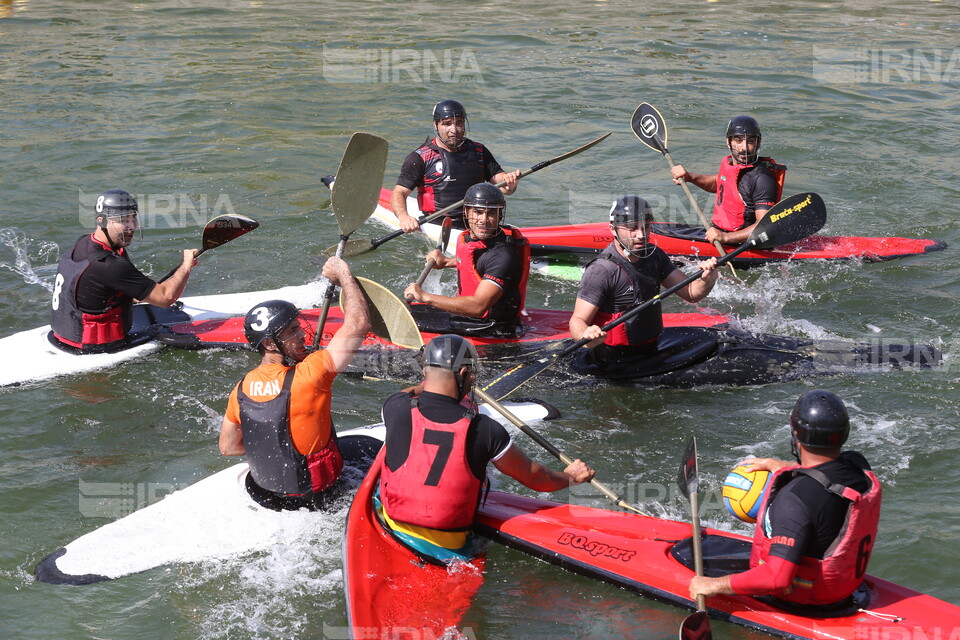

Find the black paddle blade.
[
  {"left": 201, "top": 214, "right": 259, "bottom": 250},
  {"left": 679, "top": 611, "right": 713, "bottom": 640},
  {"left": 631, "top": 102, "right": 668, "bottom": 153},
  {"left": 677, "top": 436, "right": 699, "bottom": 500},
  {"left": 480, "top": 348, "right": 564, "bottom": 401},
  {"left": 748, "top": 192, "right": 827, "bottom": 250},
  {"left": 439, "top": 216, "right": 453, "bottom": 252}
]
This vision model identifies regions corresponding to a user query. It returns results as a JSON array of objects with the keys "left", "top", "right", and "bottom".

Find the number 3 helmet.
[{"left": 244, "top": 300, "right": 301, "bottom": 350}]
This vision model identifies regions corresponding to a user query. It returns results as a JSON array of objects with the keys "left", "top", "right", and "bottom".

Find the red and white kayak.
[
  {"left": 343, "top": 450, "right": 485, "bottom": 639},
  {"left": 372, "top": 188, "right": 946, "bottom": 268},
  {"left": 474, "top": 491, "right": 960, "bottom": 640},
  {"left": 155, "top": 305, "right": 727, "bottom": 352}
]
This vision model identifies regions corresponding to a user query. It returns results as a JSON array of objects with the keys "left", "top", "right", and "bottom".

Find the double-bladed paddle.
[
  {"left": 352, "top": 274, "right": 648, "bottom": 516},
  {"left": 312, "top": 132, "right": 389, "bottom": 350},
  {"left": 157, "top": 214, "right": 260, "bottom": 284},
  {"left": 678, "top": 436, "right": 713, "bottom": 640},
  {"left": 480, "top": 191, "right": 827, "bottom": 400},
  {"left": 326, "top": 132, "right": 613, "bottom": 259},
  {"left": 631, "top": 102, "right": 738, "bottom": 279}
]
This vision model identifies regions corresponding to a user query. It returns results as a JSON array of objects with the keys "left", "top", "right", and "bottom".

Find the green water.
[{"left": 1, "top": 1, "right": 959, "bottom": 638}]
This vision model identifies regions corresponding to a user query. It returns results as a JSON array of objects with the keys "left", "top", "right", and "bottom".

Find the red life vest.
[
  {"left": 750, "top": 463, "right": 882, "bottom": 605},
  {"left": 588, "top": 247, "right": 663, "bottom": 347},
  {"left": 415, "top": 138, "right": 487, "bottom": 214},
  {"left": 380, "top": 399, "right": 483, "bottom": 531},
  {"left": 712, "top": 156, "right": 786, "bottom": 232},
  {"left": 236, "top": 368, "right": 344, "bottom": 496},
  {"left": 50, "top": 235, "right": 127, "bottom": 349},
  {"left": 455, "top": 225, "right": 530, "bottom": 325}
]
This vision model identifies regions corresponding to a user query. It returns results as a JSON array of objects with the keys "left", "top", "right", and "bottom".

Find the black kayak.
[{"left": 478, "top": 325, "right": 941, "bottom": 394}]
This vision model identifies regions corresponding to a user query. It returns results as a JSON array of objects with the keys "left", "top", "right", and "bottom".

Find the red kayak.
[
  {"left": 155, "top": 306, "right": 727, "bottom": 351},
  {"left": 474, "top": 491, "right": 960, "bottom": 640},
  {"left": 522, "top": 220, "right": 947, "bottom": 267},
  {"left": 372, "top": 188, "right": 946, "bottom": 267},
  {"left": 343, "top": 451, "right": 485, "bottom": 639}
]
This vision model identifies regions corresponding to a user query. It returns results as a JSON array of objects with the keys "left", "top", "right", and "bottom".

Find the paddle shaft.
[
  {"left": 556, "top": 237, "right": 755, "bottom": 360},
  {"left": 313, "top": 237, "right": 346, "bottom": 350},
  {"left": 158, "top": 246, "right": 206, "bottom": 285},
  {"left": 473, "top": 387, "right": 647, "bottom": 516},
  {"left": 367, "top": 132, "right": 613, "bottom": 251},
  {"left": 690, "top": 489, "right": 707, "bottom": 611}
]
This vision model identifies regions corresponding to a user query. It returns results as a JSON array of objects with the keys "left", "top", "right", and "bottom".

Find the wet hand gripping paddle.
[
  {"left": 312, "top": 132, "right": 389, "bottom": 350},
  {"left": 327, "top": 132, "right": 613, "bottom": 259},
  {"left": 480, "top": 191, "right": 826, "bottom": 400}
]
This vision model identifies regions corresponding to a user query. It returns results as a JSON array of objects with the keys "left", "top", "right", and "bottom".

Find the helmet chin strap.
[
  {"left": 615, "top": 228, "right": 654, "bottom": 258},
  {"left": 791, "top": 432, "right": 802, "bottom": 464}
]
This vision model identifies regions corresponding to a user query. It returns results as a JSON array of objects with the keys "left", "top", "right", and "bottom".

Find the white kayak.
[
  {"left": 34, "top": 399, "right": 558, "bottom": 585},
  {"left": 0, "top": 280, "right": 327, "bottom": 389}
]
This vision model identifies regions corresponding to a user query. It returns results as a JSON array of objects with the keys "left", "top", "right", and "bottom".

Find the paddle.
[
  {"left": 327, "top": 132, "right": 613, "bottom": 259},
  {"left": 631, "top": 102, "right": 738, "bottom": 279},
  {"left": 473, "top": 387, "right": 649, "bottom": 516},
  {"left": 678, "top": 436, "right": 713, "bottom": 640},
  {"left": 480, "top": 191, "right": 827, "bottom": 400},
  {"left": 157, "top": 214, "right": 260, "bottom": 284},
  {"left": 410, "top": 216, "right": 453, "bottom": 295},
  {"left": 312, "top": 132, "right": 390, "bottom": 350}
]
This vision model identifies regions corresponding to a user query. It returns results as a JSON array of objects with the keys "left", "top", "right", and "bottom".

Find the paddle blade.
[
  {"left": 480, "top": 348, "right": 564, "bottom": 401},
  {"left": 326, "top": 237, "right": 376, "bottom": 259},
  {"left": 680, "top": 611, "right": 713, "bottom": 640},
  {"left": 201, "top": 214, "right": 260, "bottom": 250},
  {"left": 748, "top": 192, "right": 827, "bottom": 250},
  {"left": 342, "top": 277, "right": 424, "bottom": 350},
  {"left": 678, "top": 436, "right": 699, "bottom": 500},
  {"left": 330, "top": 132, "right": 389, "bottom": 237},
  {"left": 631, "top": 102, "right": 668, "bottom": 153},
  {"left": 439, "top": 216, "right": 453, "bottom": 253}
]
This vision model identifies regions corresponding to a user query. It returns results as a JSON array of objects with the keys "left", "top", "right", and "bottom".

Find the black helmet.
[
  {"left": 790, "top": 390, "right": 850, "bottom": 450},
  {"left": 464, "top": 182, "right": 505, "bottom": 211},
  {"left": 95, "top": 189, "right": 138, "bottom": 224},
  {"left": 726, "top": 115, "right": 761, "bottom": 140},
  {"left": 244, "top": 300, "right": 301, "bottom": 350},
  {"left": 432, "top": 99, "right": 467, "bottom": 122},
  {"left": 420, "top": 334, "right": 478, "bottom": 371},
  {"left": 609, "top": 196, "right": 653, "bottom": 228}
]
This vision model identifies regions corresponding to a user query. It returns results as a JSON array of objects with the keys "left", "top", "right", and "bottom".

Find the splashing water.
[{"left": 0, "top": 228, "right": 60, "bottom": 292}]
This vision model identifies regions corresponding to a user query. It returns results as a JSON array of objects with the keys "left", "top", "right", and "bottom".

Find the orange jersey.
[{"left": 226, "top": 349, "right": 338, "bottom": 455}]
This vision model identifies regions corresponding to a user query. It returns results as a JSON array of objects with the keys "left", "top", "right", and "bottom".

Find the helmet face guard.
[
  {"left": 244, "top": 300, "right": 308, "bottom": 364},
  {"left": 95, "top": 189, "right": 141, "bottom": 249},
  {"left": 432, "top": 99, "right": 468, "bottom": 148},
  {"left": 609, "top": 196, "right": 655, "bottom": 258},
  {"left": 464, "top": 182, "right": 505, "bottom": 230},
  {"left": 725, "top": 116, "right": 762, "bottom": 164}
]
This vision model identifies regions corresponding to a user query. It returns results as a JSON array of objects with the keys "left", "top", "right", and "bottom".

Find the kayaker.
[
  {"left": 404, "top": 182, "right": 530, "bottom": 337},
  {"left": 391, "top": 99, "right": 521, "bottom": 231},
  {"left": 218, "top": 256, "right": 371, "bottom": 511},
  {"left": 689, "top": 390, "right": 882, "bottom": 609},
  {"left": 670, "top": 116, "right": 786, "bottom": 246},
  {"left": 569, "top": 196, "right": 718, "bottom": 365},
  {"left": 378, "top": 334, "right": 595, "bottom": 560},
  {"left": 50, "top": 189, "right": 199, "bottom": 353}
]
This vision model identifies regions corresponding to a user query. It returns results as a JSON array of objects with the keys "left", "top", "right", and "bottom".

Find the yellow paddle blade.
[{"left": 340, "top": 277, "right": 424, "bottom": 350}]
